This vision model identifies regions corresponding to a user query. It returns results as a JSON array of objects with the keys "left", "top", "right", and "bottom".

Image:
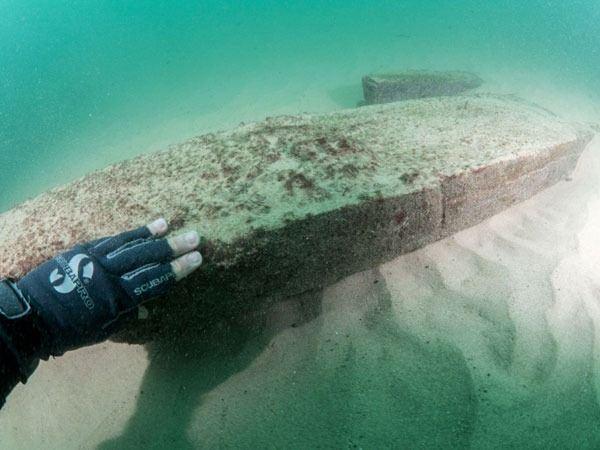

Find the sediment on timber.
[
  {"left": 362, "top": 70, "right": 483, "bottom": 105},
  {"left": 0, "top": 94, "right": 593, "bottom": 342}
]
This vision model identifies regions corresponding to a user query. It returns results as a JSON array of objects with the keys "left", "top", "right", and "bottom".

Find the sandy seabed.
[{"left": 1, "top": 86, "right": 600, "bottom": 448}]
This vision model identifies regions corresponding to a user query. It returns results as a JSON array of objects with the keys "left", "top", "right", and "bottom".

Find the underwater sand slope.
[{"left": 0, "top": 94, "right": 592, "bottom": 338}]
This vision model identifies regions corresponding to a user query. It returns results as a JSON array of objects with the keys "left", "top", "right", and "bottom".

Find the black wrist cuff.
[
  {"left": 0, "top": 279, "right": 31, "bottom": 319},
  {"left": 0, "top": 279, "right": 46, "bottom": 381}
]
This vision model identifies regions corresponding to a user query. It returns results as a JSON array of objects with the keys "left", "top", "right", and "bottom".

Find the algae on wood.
[{"left": 0, "top": 94, "right": 592, "bottom": 341}]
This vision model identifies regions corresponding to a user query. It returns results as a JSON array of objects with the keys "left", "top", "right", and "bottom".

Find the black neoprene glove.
[{"left": 0, "top": 222, "right": 199, "bottom": 378}]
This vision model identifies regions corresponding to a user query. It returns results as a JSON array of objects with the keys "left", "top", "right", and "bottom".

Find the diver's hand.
[{"left": 8, "top": 218, "right": 202, "bottom": 358}]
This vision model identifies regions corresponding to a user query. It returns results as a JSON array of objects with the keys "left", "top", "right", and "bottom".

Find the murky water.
[
  {"left": 1, "top": 1, "right": 600, "bottom": 448},
  {"left": 2, "top": 0, "right": 599, "bottom": 212}
]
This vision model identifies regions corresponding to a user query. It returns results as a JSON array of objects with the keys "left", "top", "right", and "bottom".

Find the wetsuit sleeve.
[
  {"left": 0, "top": 280, "right": 44, "bottom": 409},
  {"left": 0, "top": 336, "right": 23, "bottom": 409}
]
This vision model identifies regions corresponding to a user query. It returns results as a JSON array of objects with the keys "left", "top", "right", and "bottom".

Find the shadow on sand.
[
  {"left": 97, "top": 267, "right": 477, "bottom": 449},
  {"left": 327, "top": 83, "right": 364, "bottom": 108},
  {"left": 97, "top": 285, "right": 325, "bottom": 449}
]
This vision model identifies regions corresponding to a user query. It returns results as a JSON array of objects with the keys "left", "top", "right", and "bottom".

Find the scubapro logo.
[
  {"left": 49, "top": 254, "right": 95, "bottom": 310},
  {"left": 133, "top": 272, "right": 175, "bottom": 296}
]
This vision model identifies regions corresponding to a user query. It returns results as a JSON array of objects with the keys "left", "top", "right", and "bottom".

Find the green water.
[
  {"left": 3, "top": 1, "right": 600, "bottom": 448},
  {"left": 2, "top": 0, "right": 599, "bottom": 212}
]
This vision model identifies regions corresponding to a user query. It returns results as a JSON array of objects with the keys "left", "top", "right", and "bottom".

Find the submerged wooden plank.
[
  {"left": 0, "top": 95, "right": 592, "bottom": 341},
  {"left": 362, "top": 70, "right": 483, "bottom": 105}
]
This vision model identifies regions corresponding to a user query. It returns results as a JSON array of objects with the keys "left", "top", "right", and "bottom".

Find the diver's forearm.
[{"left": 0, "top": 279, "right": 44, "bottom": 409}]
